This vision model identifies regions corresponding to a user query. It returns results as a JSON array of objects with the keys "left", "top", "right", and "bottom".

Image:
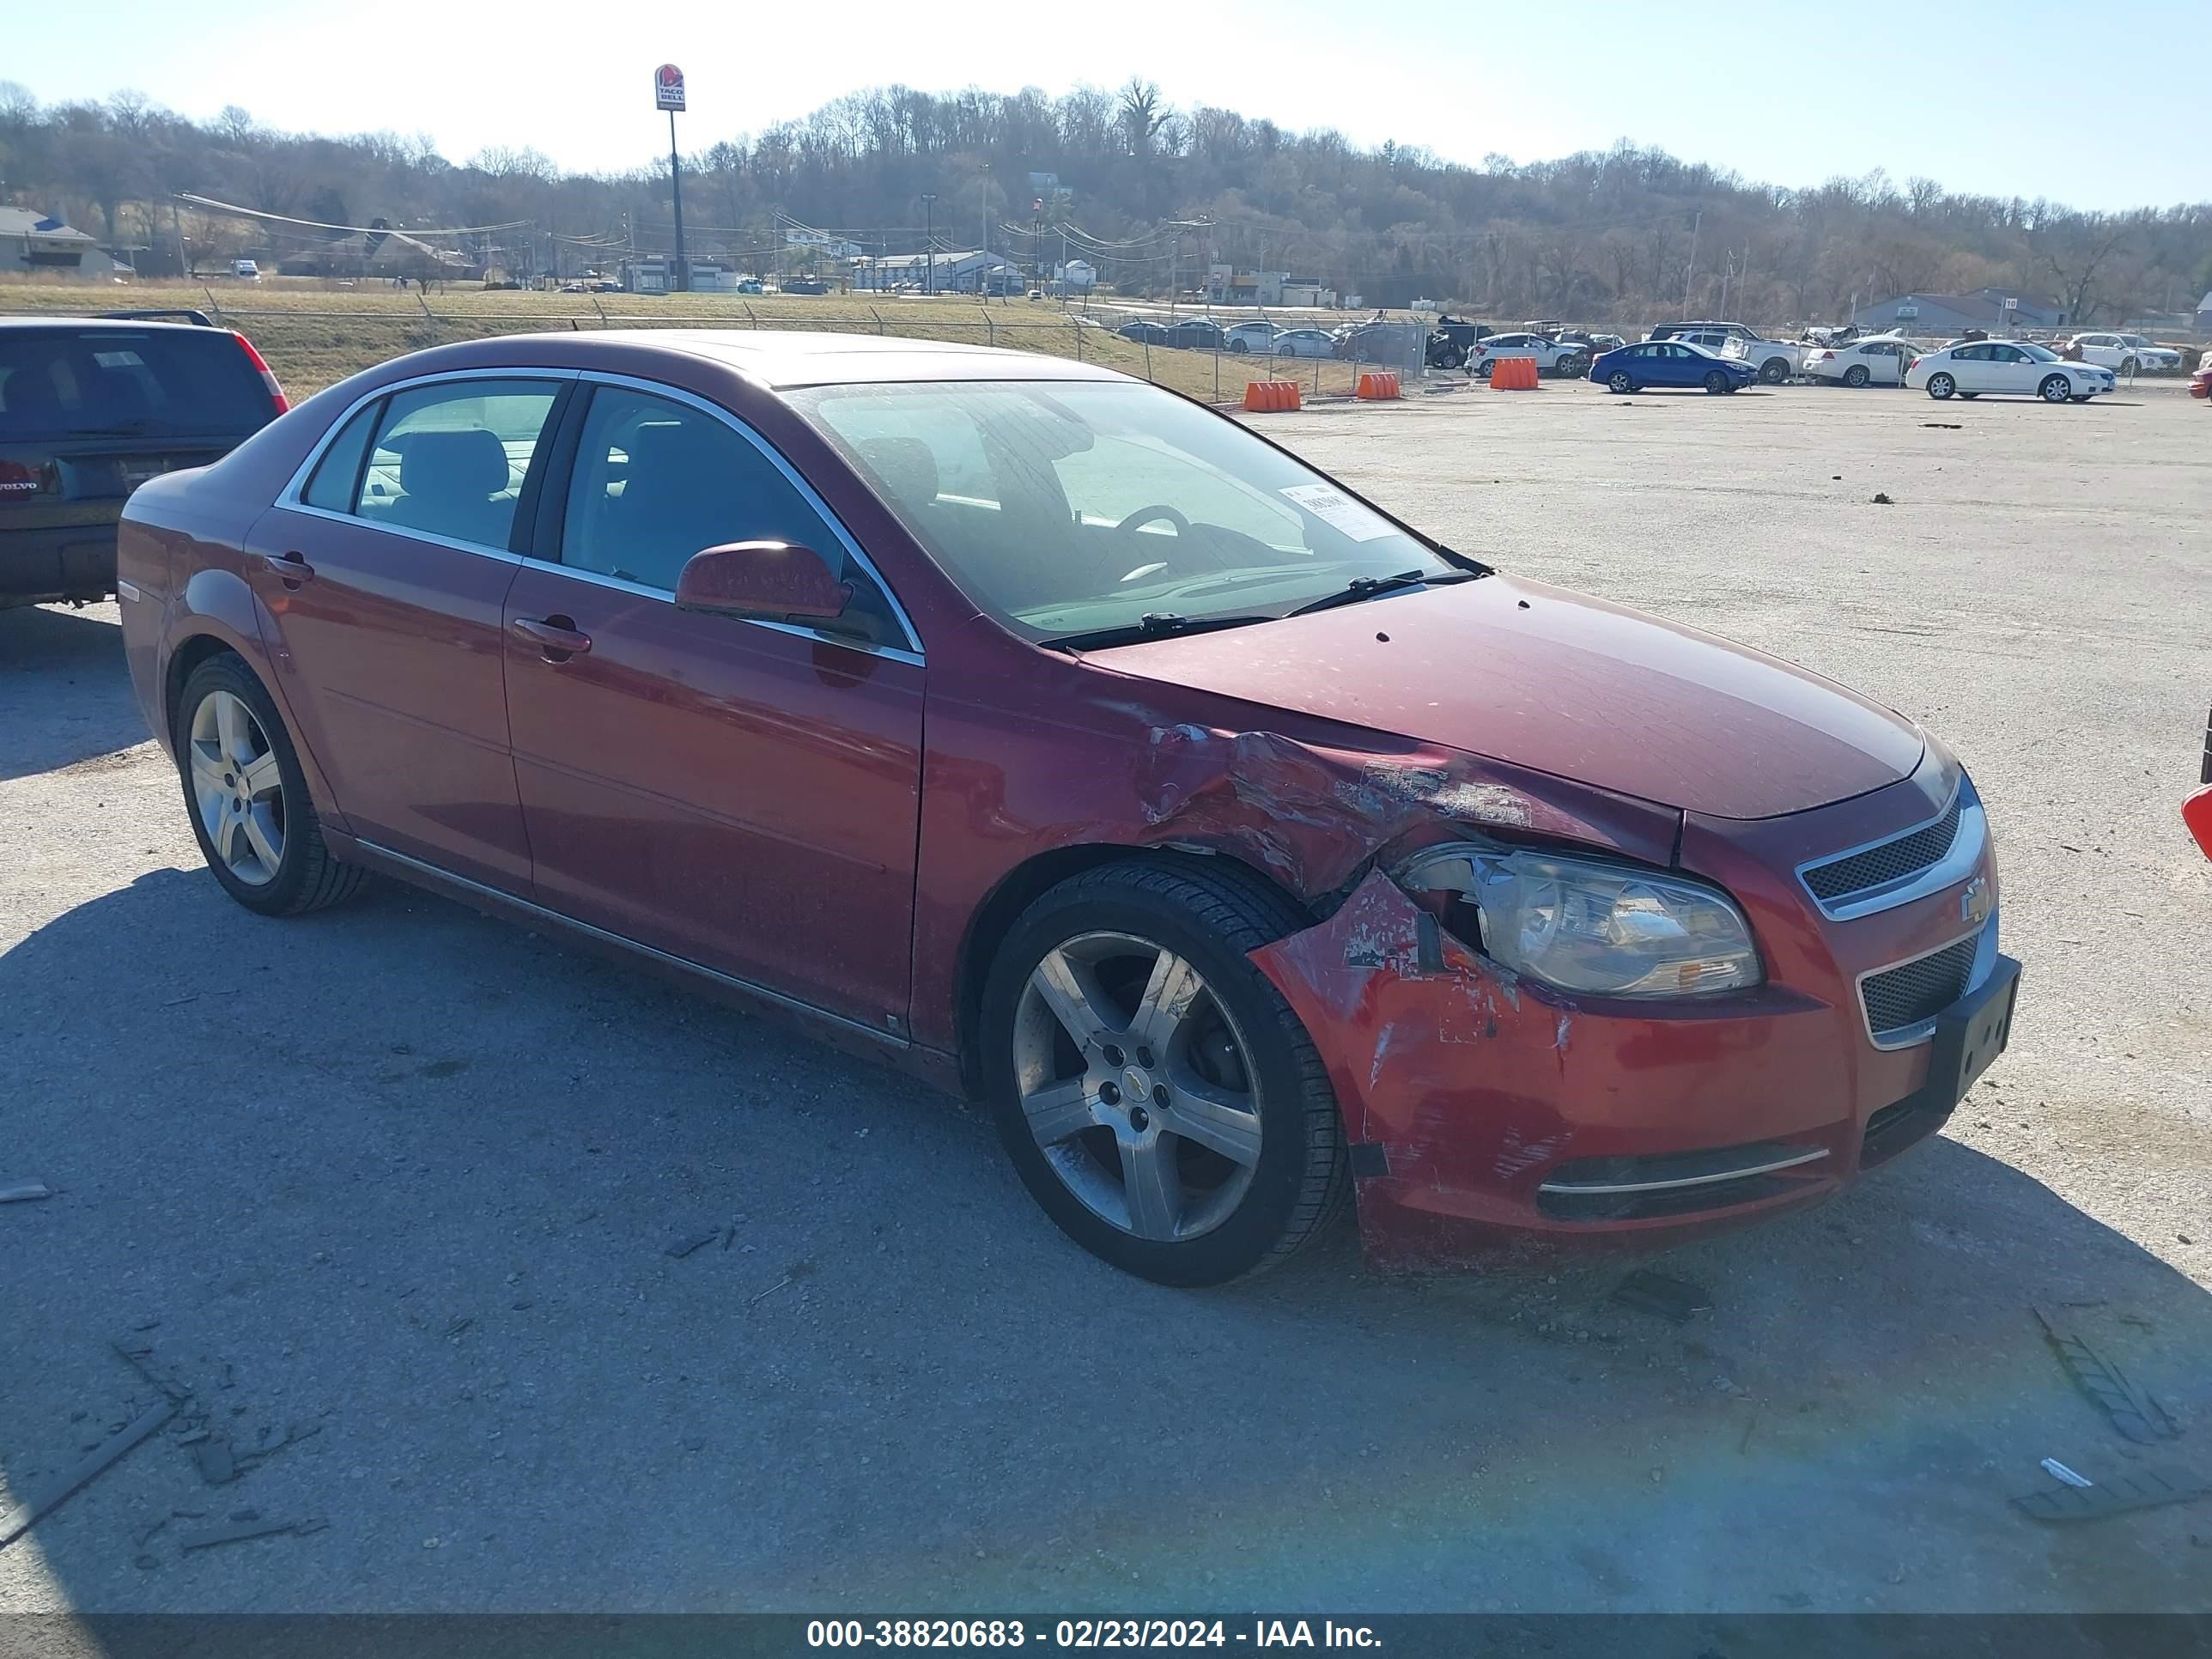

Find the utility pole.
[
  {"left": 921, "top": 194, "right": 936, "bottom": 295},
  {"left": 1682, "top": 210, "right": 1700, "bottom": 317},
  {"left": 978, "top": 165, "right": 991, "bottom": 295}
]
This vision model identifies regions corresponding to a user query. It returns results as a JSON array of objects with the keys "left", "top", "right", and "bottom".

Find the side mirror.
[{"left": 674, "top": 541, "right": 849, "bottom": 621}]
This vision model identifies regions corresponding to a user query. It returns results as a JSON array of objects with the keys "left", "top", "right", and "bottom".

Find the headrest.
[
  {"left": 854, "top": 436, "right": 939, "bottom": 514},
  {"left": 399, "top": 428, "right": 509, "bottom": 501}
]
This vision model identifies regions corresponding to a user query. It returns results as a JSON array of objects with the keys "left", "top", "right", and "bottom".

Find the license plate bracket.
[{"left": 1930, "top": 953, "right": 2022, "bottom": 1106}]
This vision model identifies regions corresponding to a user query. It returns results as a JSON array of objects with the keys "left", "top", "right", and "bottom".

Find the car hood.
[{"left": 1087, "top": 575, "right": 1925, "bottom": 820}]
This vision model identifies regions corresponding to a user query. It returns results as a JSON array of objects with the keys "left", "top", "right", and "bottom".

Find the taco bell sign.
[{"left": 654, "top": 64, "right": 686, "bottom": 112}]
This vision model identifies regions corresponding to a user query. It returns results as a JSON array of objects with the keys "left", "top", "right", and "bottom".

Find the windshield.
[
  {"left": 0, "top": 328, "right": 276, "bottom": 439},
  {"left": 791, "top": 379, "right": 1468, "bottom": 641}
]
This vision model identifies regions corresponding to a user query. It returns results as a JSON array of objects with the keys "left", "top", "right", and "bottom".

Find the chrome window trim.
[
  {"left": 1537, "top": 1146, "right": 1829, "bottom": 1196},
  {"left": 268, "top": 363, "right": 924, "bottom": 664},
  {"left": 1855, "top": 919, "right": 1995, "bottom": 1051},
  {"left": 1796, "top": 776, "right": 1985, "bottom": 921}
]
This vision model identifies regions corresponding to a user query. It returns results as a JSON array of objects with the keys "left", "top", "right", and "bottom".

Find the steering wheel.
[{"left": 1115, "top": 503, "right": 1190, "bottom": 538}]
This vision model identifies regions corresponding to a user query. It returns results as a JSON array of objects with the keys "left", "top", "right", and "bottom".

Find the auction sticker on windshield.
[{"left": 1279, "top": 483, "right": 1395, "bottom": 541}]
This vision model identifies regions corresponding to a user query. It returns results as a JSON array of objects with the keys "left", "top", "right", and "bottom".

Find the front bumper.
[{"left": 1250, "top": 766, "right": 2014, "bottom": 1270}]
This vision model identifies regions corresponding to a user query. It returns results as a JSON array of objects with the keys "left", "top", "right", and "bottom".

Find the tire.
[
  {"left": 1759, "top": 356, "right": 1790, "bottom": 385},
  {"left": 1607, "top": 370, "right": 1634, "bottom": 394},
  {"left": 1926, "top": 373, "right": 1956, "bottom": 400},
  {"left": 1704, "top": 370, "right": 1729, "bottom": 394},
  {"left": 173, "top": 653, "right": 368, "bottom": 916},
  {"left": 980, "top": 859, "right": 1351, "bottom": 1286},
  {"left": 2039, "top": 374, "right": 2072, "bottom": 404},
  {"left": 1475, "top": 358, "right": 1496, "bottom": 380},
  {"left": 1431, "top": 343, "right": 1465, "bottom": 369},
  {"left": 1843, "top": 364, "right": 1870, "bottom": 388},
  {"left": 2118, "top": 357, "right": 2138, "bottom": 377},
  {"left": 1228, "top": 339, "right": 1249, "bottom": 354}
]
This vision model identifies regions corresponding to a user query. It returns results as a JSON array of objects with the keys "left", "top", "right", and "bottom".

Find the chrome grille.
[
  {"left": 1861, "top": 935, "right": 1978, "bottom": 1039},
  {"left": 1804, "top": 794, "right": 1962, "bottom": 904}
]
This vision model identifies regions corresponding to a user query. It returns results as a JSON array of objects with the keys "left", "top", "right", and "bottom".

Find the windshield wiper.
[
  {"left": 1042, "top": 611, "right": 1275, "bottom": 653},
  {"left": 1285, "top": 568, "right": 1480, "bottom": 617}
]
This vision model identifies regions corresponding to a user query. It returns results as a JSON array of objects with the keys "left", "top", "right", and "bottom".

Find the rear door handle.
[
  {"left": 511, "top": 616, "right": 592, "bottom": 660},
  {"left": 259, "top": 550, "right": 314, "bottom": 585}
]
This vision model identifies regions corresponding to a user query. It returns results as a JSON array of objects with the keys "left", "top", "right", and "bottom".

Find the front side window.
[
  {"left": 793, "top": 378, "right": 1467, "bottom": 642},
  {"left": 561, "top": 386, "right": 901, "bottom": 645},
  {"left": 355, "top": 380, "right": 560, "bottom": 549}
]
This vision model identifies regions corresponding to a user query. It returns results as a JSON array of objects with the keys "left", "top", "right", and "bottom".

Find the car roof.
[
  {"left": 0, "top": 314, "right": 222, "bottom": 334},
  {"left": 416, "top": 328, "right": 1131, "bottom": 390}
]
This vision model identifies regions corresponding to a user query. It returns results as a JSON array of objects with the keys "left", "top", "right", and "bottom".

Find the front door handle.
[
  {"left": 512, "top": 616, "right": 592, "bottom": 661},
  {"left": 259, "top": 550, "right": 314, "bottom": 586}
]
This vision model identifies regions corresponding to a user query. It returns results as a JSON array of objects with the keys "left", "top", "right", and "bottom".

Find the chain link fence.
[{"left": 184, "top": 292, "right": 1445, "bottom": 404}]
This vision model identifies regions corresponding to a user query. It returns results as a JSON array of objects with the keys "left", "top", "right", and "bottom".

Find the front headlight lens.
[{"left": 1398, "top": 846, "right": 1763, "bottom": 998}]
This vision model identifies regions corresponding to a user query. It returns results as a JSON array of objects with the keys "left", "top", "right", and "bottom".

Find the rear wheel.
[
  {"left": 2039, "top": 374, "right": 2072, "bottom": 404},
  {"left": 1759, "top": 356, "right": 1790, "bottom": 385},
  {"left": 173, "top": 653, "right": 367, "bottom": 916},
  {"left": 1228, "top": 339, "right": 1249, "bottom": 354},
  {"left": 1843, "top": 364, "right": 1870, "bottom": 388},
  {"left": 1926, "top": 373, "right": 1956, "bottom": 400},
  {"left": 1607, "top": 370, "right": 1634, "bottom": 393},
  {"left": 981, "top": 860, "right": 1350, "bottom": 1286},
  {"left": 1475, "top": 358, "right": 1496, "bottom": 380}
]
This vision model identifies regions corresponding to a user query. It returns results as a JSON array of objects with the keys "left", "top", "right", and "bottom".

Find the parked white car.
[
  {"left": 2059, "top": 332, "right": 2183, "bottom": 374},
  {"left": 1906, "top": 340, "right": 2117, "bottom": 403},
  {"left": 1802, "top": 335, "right": 1918, "bottom": 387},
  {"left": 1223, "top": 321, "right": 1283, "bottom": 354},
  {"left": 1468, "top": 331, "right": 1590, "bottom": 378},
  {"left": 1271, "top": 328, "right": 1336, "bottom": 359}
]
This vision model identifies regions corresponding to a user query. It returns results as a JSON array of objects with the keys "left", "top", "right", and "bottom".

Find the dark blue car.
[{"left": 1590, "top": 338, "right": 1759, "bottom": 394}]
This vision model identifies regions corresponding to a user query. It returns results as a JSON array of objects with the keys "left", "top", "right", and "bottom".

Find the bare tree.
[{"left": 1116, "top": 78, "right": 1170, "bottom": 158}]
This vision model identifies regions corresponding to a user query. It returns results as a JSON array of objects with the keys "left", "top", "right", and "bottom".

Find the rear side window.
[
  {"left": 353, "top": 380, "right": 561, "bottom": 550},
  {"left": 302, "top": 402, "right": 380, "bottom": 512},
  {"left": 0, "top": 328, "right": 276, "bottom": 438}
]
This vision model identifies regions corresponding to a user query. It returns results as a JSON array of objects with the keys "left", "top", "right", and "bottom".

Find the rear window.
[{"left": 0, "top": 328, "right": 278, "bottom": 440}]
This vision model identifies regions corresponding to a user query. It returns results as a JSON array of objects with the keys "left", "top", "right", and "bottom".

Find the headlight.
[{"left": 1396, "top": 845, "right": 1763, "bottom": 999}]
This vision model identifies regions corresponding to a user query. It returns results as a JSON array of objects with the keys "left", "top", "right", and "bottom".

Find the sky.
[{"left": 5, "top": 0, "right": 2202, "bottom": 211}]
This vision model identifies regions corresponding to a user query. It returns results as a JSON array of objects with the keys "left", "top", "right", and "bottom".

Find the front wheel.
[
  {"left": 173, "top": 653, "right": 368, "bottom": 916},
  {"left": 981, "top": 860, "right": 1350, "bottom": 1286},
  {"left": 1759, "top": 356, "right": 1790, "bottom": 385},
  {"left": 1704, "top": 370, "right": 1729, "bottom": 394},
  {"left": 1926, "top": 373, "right": 1956, "bottom": 400},
  {"left": 2039, "top": 374, "right": 2072, "bottom": 404},
  {"left": 1607, "top": 370, "right": 1634, "bottom": 393},
  {"left": 2119, "top": 357, "right": 2138, "bottom": 377}
]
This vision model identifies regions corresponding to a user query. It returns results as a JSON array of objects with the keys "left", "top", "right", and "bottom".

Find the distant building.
[
  {"left": 849, "top": 248, "right": 1016, "bottom": 294},
  {"left": 1055, "top": 259, "right": 1097, "bottom": 293},
  {"left": 622, "top": 256, "right": 748, "bottom": 294},
  {"left": 1854, "top": 288, "right": 2066, "bottom": 334},
  {"left": 0, "top": 207, "right": 106, "bottom": 279},
  {"left": 784, "top": 228, "right": 863, "bottom": 260}
]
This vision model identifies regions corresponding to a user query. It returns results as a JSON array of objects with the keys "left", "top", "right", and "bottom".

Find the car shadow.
[
  {"left": 0, "top": 603, "right": 151, "bottom": 782},
  {"left": 3, "top": 868, "right": 2208, "bottom": 1616}
]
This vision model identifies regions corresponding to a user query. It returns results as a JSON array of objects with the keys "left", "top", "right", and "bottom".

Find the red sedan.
[{"left": 116, "top": 332, "right": 2020, "bottom": 1285}]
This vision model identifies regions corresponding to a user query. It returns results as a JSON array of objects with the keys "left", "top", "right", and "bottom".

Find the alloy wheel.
[
  {"left": 1012, "top": 931, "right": 1264, "bottom": 1243},
  {"left": 187, "top": 689, "right": 286, "bottom": 886},
  {"left": 2041, "top": 375, "right": 2071, "bottom": 403}
]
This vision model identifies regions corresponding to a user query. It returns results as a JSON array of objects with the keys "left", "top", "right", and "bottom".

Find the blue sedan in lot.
[{"left": 1591, "top": 338, "right": 1759, "bottom": 394}]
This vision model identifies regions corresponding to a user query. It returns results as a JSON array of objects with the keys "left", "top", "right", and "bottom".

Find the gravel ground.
[{"left": 2, "top": 374, "right": 2208, "bottom": 1617}]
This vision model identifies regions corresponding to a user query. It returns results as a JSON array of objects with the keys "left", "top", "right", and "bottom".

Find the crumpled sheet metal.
[
  {"left": 1250, "top": 867, "right": 1582, "bottom": 1267},
  {"left": 1136, "top": 725, "right": 1673, "bottom": 899}
]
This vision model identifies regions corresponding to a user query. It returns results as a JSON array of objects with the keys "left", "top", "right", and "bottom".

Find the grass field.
[{"left": 0, "top": 278, "right": 1401, "bottom": 404}]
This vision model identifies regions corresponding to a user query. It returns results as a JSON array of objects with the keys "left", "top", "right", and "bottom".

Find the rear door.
[
  {"left": 0, "top": 325, "right": 280, "bottom": 605},
  {"left": 501, "top": 379, "right": 925, "bottom": 1030},
  {"left": 245, "top": 373, "right": 569, "bottom": 892}
]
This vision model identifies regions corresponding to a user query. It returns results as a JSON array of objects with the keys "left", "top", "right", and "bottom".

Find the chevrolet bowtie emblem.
[{"left": 1960, "top": 876, "right": 1991, "bottom": 927}]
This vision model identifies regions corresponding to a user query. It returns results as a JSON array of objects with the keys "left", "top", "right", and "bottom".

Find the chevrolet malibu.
[{"left": 117, "top": 332, "right": 2021, "bottom": 1285}]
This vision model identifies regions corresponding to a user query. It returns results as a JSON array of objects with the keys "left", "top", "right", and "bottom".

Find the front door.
[
  {"left": 246, "top": 374, "right": 568, "bottom": 891},
  {"left": 501, "top": 381, "right": 925, "bottom": 1032}
]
